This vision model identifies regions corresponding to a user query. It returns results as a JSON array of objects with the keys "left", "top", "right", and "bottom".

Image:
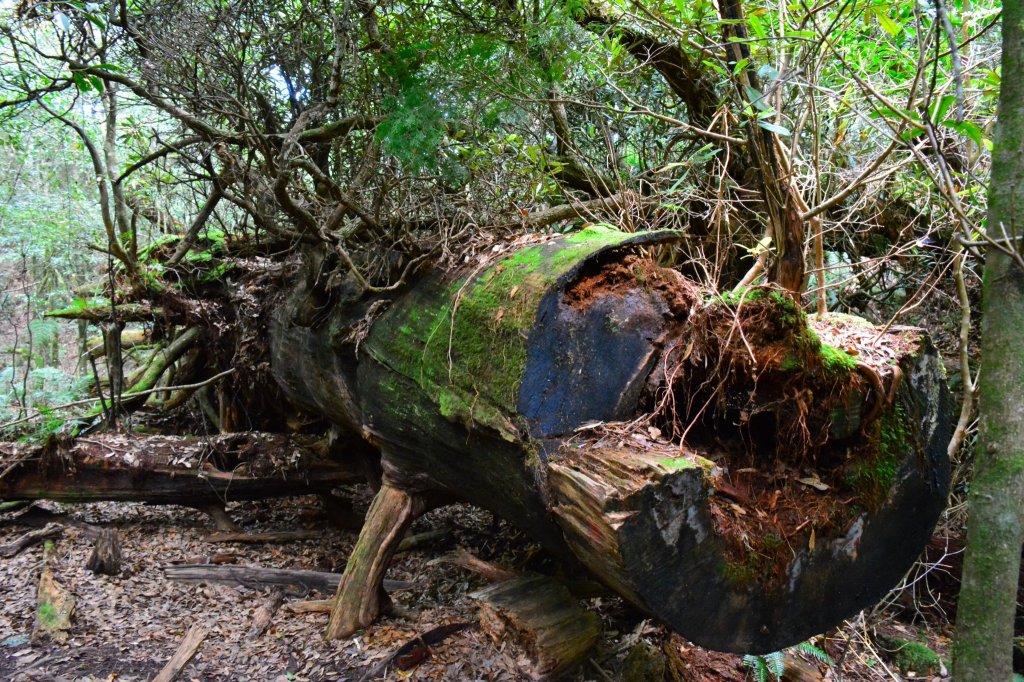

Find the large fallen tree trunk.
[
  {"left": 271, "top": 225, "right": 951, "bottom": 653},
  {"left": 0, "top": 432, "right": 362, "bottom": 505}
]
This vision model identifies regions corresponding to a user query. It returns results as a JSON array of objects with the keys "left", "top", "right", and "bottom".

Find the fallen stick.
[
  {"left": 153, "top": 623, "right": 207, "bottom": 682},
  {"left": 430, "top": 548, "right": 516, "bottom": 583},
  {"left": 162, "top": 563, "right": 412, "bottom": 595},
  {"left": 396, "top": 526, "right": 451, "bottom": 553},
  {"left": 284, "top": 598, "right": 333, "bottom": 614},
  {"left": 205, "top": 530, "right": 320, "bottom": 544},
  {"left": 0, "top": 523, "right": 62, "bottom": 558},
  {"left": 248, "top": 588, "right": 285, "bottom": 640}
]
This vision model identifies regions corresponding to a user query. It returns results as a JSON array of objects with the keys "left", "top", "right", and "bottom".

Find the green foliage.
[{"left": 743, "top": 640, "right": 834, "bottom": 682}]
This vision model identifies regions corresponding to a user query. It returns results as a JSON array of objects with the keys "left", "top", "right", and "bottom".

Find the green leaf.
[
  {"left": 72, "top": 72, "right": 92, "bottom": 93},
  {"left": 702, "top": 59, "right": 728, "bottom": 76},
  {"left": 732, "top": 58, "right": 749, "bottom": 75},
  {"left": 877, "top": 13, "right": 902, "bottom": 36},
  {"left": 930, "top": 94, "right": 957, "bottom": 123},
  {"left": 747, "top": 13, "right": 766, "bottom": 39},
  {"left": 88, "top": 75, "right": 104, "bottom": 92},
  {"left": 758, "top": 121, "right": 791, "bottom": 136},
  {"left": 743, "top": 85, "right": 770, "bottom": 111},
  {"left": 941, "top": 119, "right": 983, "bottom": 146}
]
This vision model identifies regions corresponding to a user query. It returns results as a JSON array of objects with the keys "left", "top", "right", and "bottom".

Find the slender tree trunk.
[{"left": 953, "top": 4, "right": 1024, "bottom": 679}]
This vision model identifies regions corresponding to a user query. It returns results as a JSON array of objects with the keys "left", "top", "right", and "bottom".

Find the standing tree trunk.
[{"left": 953, "top": 4, "right": 1024, "bottom": 679}]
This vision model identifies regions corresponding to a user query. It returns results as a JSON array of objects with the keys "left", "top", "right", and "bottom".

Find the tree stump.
[{"left": 86, "top": 528, "right": 122, "bottom": 576}]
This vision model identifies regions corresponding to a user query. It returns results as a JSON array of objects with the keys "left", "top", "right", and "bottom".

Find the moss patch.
[
  {"left": 820, "top": 343, "right": 857, "bottom": 375},
  {"left": 365, "top": 226, "right": 676, "bottom": 438}
]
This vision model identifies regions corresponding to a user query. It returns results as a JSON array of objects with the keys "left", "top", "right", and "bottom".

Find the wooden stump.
[
  {"left": 471, "top": 575, "right": 601, "bottom": 680},
  {"left": 85, "top": 528, "right": 122, "bottom": 575},
  {"left": 325, "top": 480, "right": 426, "bottom": 639}
]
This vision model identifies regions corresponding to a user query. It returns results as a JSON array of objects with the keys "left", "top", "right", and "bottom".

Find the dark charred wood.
[{"left": 162, "top": 562, "right": 411, "bottom": 595}]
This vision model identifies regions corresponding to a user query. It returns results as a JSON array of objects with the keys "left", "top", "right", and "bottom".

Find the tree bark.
[
  {"left": 953, "top": 3, "right": 1024, "bottom": 678},
  {"left": 271, "top": 226, "right": 950, "bottom": 652}
]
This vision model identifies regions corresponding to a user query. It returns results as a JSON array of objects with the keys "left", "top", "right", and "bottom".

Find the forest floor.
[{"left": 0, "top": 493, "right": 956, "bottom": 681}]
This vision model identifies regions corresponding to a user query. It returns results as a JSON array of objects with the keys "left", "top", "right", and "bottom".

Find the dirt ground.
[{"left": 0, "top": 493, "right": 955, "bottom": 681}]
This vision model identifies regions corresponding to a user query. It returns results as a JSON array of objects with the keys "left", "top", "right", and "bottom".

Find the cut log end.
[
  {"left": 471, "top": 575, "right": 601, "bottom": 680},
  {"left": 547, "top": 321, "right": 950, "bottom": 653}
]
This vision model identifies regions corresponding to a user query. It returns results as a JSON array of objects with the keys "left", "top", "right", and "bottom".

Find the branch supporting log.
[{"left": 326, "top": 480, "right": 426, "bottom": 639}]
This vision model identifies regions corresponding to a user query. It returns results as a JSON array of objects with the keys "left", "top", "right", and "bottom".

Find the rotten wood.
[
  {"left": 283, "top": 598, "right": 333, "bottom": 614},
  {"left": 0, "top": 523, "right": 62, "bottom": 559},
  {"left": 396, "top": 526, "right": 451, "bottom": 554},
  {"left": 471, "top": 574, "right": 601, "bottom": 680},
  {"left": 85, "top": 528, "right": 122, "bottom": 576},
  {"left": 357, "top": 622, "right": 474, "bottom": 682},
  {"left": 431, "top": 548, "right": 516, "bottom": 583},
  {"left": 152, "top": 623, "right": 207, "bottom": 682},
  {"left": 162, "top": 562, "right": 412, "bottom": 595},
  {"left": 247, "top": 588, "right": 284, "bottom": 640},
  {"left": 0, "top": 432, "right": 362, "bottom": 506},
  {"left": 196, "top": 505, "right": 241, "bottom": 533},
  {"left": 34, "top": 542, "right": 74, "bottom": 643}
]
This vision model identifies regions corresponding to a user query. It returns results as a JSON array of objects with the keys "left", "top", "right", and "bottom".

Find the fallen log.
[
  {"left": 0, "top": 432, "right": 363, "bottom": 506},
  {"left": 0, "top": 523, "right": 62, "bottom": 558},
  {"left": 162, "top": 562, "right": 412, "bottom": 594},
  {"left": 153, "top": 623, "right": 207, "bottom": 682},
  {"left": 271, "top": 225, "right": 950, "bottom": 653}
]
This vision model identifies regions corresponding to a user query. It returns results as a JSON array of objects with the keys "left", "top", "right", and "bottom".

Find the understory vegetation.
[{"left": 0, "top": 0, "right": 1017, "bottom": 679}]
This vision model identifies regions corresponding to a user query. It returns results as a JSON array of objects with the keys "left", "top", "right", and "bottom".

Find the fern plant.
[{"left": 743, "top": 640, "right": 835, "bottom": 681}]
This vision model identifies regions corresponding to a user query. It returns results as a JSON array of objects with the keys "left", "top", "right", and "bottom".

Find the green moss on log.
[{"left": 366, "top": 225, "right": 675, "bottom": 439}]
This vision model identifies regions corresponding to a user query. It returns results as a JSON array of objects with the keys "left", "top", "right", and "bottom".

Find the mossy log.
[
  {"left": 0, "top": 432, "right": 362, "bottom": 505},
  {"left": 270, "top": 226, "right": 951, "bottom": 653}
]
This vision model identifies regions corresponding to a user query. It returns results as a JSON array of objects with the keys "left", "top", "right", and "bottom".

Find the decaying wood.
[
  {"left": 396, "top": 526, "right": 451, "bottom": 553},
  {"left": 205, "top": 529, "right": 319, "bottom": 544},
  {"left": 284, "top": 598, "right": 333, "bottom": 614},
  {"left": 0, "top": 523, "right": 62, "bottom": 558},
  {"left": 326, "top": 481, "right": 426, "bottom": 639},
  {"left": 34, "top": 543, "right": 74, "bottom": 643},
  {"left": 268, "top": 227, "right": 950, "bottom": 652},
  {"left": 85, "top": 528, "right": 122, "bottom": 575},
  {"left": 152, "top": 623, "right": 207, "bottom": 682},
  {"left": 471, "top": 574, "right": 601, "bottom": 680},
  {"left": 0, "top": 432, "right": 362, "bottom": 506},
  {"left": 196, "top": 504, "right": 241, "bottom": 533},
  {"left": 432, "top": 548, "right": 517, "bottom": 583},
  {"left": 248, "top": 588, "right": 285, "bottom": 640},
  {"left": 319, "top": 493, "right": 364, "bottom": 530},
  {"left": 162, "top": 563, "right": 412, "bottom": 595}
]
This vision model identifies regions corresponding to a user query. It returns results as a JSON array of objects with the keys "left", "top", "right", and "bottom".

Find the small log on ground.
[
  {"left": 162, "top": 563, "right": 411, "bottom": 594},
  {"left": 0, "top": 523, "right": 62, "bottom": 558},
  {"left": 248, "top": 587, "right": 285, "bottom": 639},
  {"left": 153, "top": 623, "right": 207, "bottom": 682},
  {"left": 432, "top": 548, "right": 517, "bottom": 583},
  {"left": 34, "top": 543, "right": 74, "bottom": 643},
  {"left": 470, "top": 574, "right": 601, "bottom": 680},
  {"left": 284, "top": 598, "right": 333, "bottom": 614},
  {"left": 85, "top": 528, "right": 122, "bottom": 575},
  {"left": 0, "top": 432, "right": 362, "bottom": 506}
]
